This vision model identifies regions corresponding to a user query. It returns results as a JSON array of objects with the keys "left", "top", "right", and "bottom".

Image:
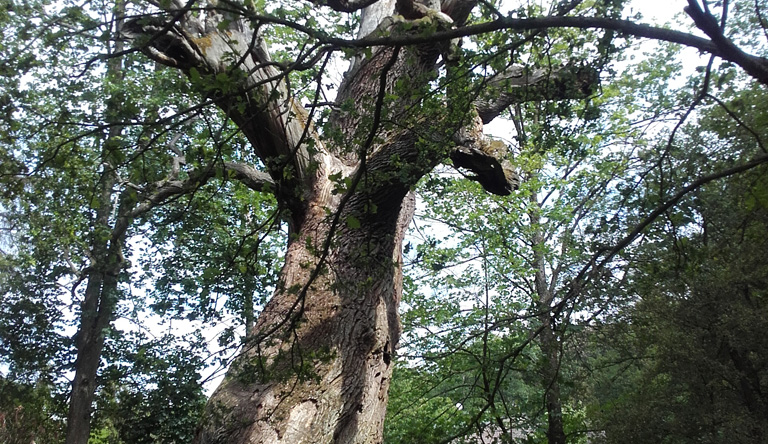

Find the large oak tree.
[
  {"left": 118, "top": 0, "right": 768, "bottom": 443},
  {"left": 4, "top": 0, "right": 768, "bottom": 442}
]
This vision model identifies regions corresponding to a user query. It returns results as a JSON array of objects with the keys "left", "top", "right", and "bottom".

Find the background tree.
[
  {"left": 385, "top": 64, "right": 635, "bottom": 444},
  {"left": 387, "top": 6, "right": 768, "bottom": 442},
  {"left": 587, "top": 74, "right": 768, "bottom": 444},
  {"left": 1, "top": 0, "right": 275, "bottom": 441}
]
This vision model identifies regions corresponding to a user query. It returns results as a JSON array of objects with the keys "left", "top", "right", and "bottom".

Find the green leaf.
[
  {"left": 189, "top": 67, "right": 201, "bottom": 83},
  {"left": 345, "top": 215, "right": 360, "bottom": 229}
]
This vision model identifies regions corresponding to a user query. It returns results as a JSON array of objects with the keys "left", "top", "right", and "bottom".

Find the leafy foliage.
[{"left": 2, "top": 0, "right": 768, "bottom": 442}]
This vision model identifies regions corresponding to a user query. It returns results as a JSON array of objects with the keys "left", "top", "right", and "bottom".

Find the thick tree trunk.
[
  {"left": 195, "top": 185, "right": 414, "bottom": 443},
  {"left": 124, "top": 5, "right": 442, "bottom": 440}
]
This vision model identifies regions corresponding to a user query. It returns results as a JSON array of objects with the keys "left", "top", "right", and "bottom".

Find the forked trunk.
[{"left": 123, "top": 0, "right": 584, "bottom": 440}]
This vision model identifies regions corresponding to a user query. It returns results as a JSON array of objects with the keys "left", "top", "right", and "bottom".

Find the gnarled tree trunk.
[
  {"left": 123, "top": 0, "right": 594, "bottom": 441},
  {"left": 196, "top": 186, "right": 415, "bottom": 443}
]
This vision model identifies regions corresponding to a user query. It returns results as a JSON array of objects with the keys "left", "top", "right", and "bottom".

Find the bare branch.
[
  {"left": 706, "top": 94, "right": 768, "bottom": 154},
  {"left": 123, "top": 9, "right": 322, "bottom": 224},
  {"left": 123, "top": 5, "right": 768, "bottom": 85},
  {"left": 327, "top": 14, "right": 768, "bottom": 85}
]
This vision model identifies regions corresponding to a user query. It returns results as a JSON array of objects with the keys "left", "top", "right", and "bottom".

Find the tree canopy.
[{"left": 1, "top": 0, "right": 767, "bottom": 443}]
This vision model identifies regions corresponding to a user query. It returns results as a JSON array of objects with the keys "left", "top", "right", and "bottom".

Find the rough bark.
[
  {"left": 536, "top": 314, "right": 566, "bottom": 444},
  {"left": 195, "top": 189, "right": 415, "bottom": 443},
  {"left": 539, "top": 318, "right": 566, "bottom": 444},
  {"left": 179, "top": 17, "right": 436, "bottom": 441}
]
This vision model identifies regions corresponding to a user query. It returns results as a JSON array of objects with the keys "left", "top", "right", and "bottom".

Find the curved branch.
[
  {"left": 124, "top": 9, "right": 720, "bottom": 56},
  {"left": 125, "top": 161, "right": 275, "bottom": 219},
  {"left": 451, "top": 143, "right": 519, "bottom": 195},
  {"left": 125, "top": 6, "right": 768, "bottom": 86},
  {"left": 287, "top": 14, "right": 768, "bottom": 85},
  {"left": 684, "top": 0, "right": 768, "bottom": 85},
  {"left": 124, "top": 11, "right": 320, "bottom": 223},
  {"left": 451, "top": 64, "right": 597, "bottom": 196},
  {"left": 450, "top": 114, "right": 519, "bottom": 196}
]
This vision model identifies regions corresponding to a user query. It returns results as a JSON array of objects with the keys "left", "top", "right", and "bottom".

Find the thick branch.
[
  {"left": 684, "top": 0, "right": 768, "bottom": 85},
  {"left": 330, "top": 16, "right": 448, "bottom": 162},
  {"left": 451, "top": 115, "right": 519, "bottom": 196},
  {"left": 222, "top": 161, "right": 276, "bottom": 193},
  {"left": 350, "top": 16, "right": 723, "bottom": 53},
  {"left": 123, "top": 12, "right": 318, "bottom": 223},
  {"left": 131, "top": 5, "right": 768, "bottom": 86},
  {"left": 359, "top": 0, "right": 397, "bottom": 37},
  {"left": 475, "top": 65, "right": 598, "bottom": 124},
  {"left": 451, "top": 143, "right": 519, "bottom": 195},
  {"left": 245, "top": 13, "right": 768, "bottom": 85}
]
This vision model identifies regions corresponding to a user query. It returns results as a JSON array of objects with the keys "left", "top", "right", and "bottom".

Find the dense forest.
[{"left": 1, "top": 0, "right": 767, "bottom": 442}]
